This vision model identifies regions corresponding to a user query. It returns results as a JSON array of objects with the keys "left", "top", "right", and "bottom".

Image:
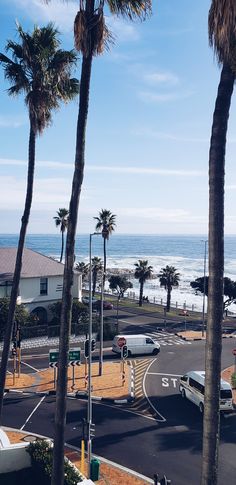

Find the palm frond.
[
  {"left": 107, "top": 0, "right": 152, "bottom": 21},
  {"left": 209, "top": 0, "right": 236, "bottom": 64},
  {"left": 1, "top": 23, "right": 79, "bottom": 135},
  {"left": 74, "top": 9, "right": 112, "bottom": 57}
]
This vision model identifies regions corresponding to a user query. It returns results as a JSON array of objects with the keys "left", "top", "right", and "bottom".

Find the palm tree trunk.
[
  {"left": 166, "top": 288, "right": 171, "bottom": 312},
  {"left": 60, "top": 230, "right": 64, "bottom": 263},
  {"left": 139, "top": 281, "right": 144, "bottom": 307},
  {"left": 51, "top": 11, "right": 94, "bottom": 483},
  {"left": 92, "top": 271, "right": 96, "bottom": 296},
  {"left": 0, "top": 125, "right": 36, "bottom": 422},
  {"left": 201, "top": 62, "right": 234, "bottom": 485}
]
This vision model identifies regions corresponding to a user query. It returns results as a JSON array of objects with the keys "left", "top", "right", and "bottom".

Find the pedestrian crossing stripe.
[{"left": 145, "top": 331, "right": 192, "bottom": 347}]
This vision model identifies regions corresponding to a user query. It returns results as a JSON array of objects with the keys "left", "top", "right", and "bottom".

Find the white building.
[{"left": 0, "top": 247, "right": 82, "bottom": 323}]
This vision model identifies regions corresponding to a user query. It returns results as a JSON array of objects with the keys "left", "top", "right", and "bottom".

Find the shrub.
[
  {"left": 231, "top": 372, "right": 236, "bottom": 389},
  {"left": 26, "top": 439, "right": 83, "bottom": 484}
]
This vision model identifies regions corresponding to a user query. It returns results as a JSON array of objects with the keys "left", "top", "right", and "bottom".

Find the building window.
[{"left": 40, "top": 277, "right": 48, "bottom": 295}]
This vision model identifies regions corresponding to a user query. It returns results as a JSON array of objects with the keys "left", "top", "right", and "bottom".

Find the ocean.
[{"left": 1, "top": 233, "right": 236, "bottom": 313}]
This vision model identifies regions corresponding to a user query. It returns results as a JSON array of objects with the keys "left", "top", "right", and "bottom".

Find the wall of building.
[{"left": 0, "top": 443, "right": 31, "bottom": 472}]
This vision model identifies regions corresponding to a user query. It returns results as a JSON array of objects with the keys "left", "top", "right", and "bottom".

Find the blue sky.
[{"left": 1, "top": 0, "right": 236, "bottom": 235}]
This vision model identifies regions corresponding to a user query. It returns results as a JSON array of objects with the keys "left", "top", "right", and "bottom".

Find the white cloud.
[
  {"left": 87, "top": 165, "right": 205, "bottom": 177},
  {"left": 226, "top": 184, "right": 236, "bottom": 190},
  {"left": 12, "top": 1, "right": 141, "bottom": 41},
  {"left": 118, "top": 207, "right": 189, "bottom": 221},
  {"left": 143, "top": 71, "right": 179, "bottom": 86},
  {"left": 132, "top": 128, "right": 209, "bottom": 143},
  {"left": 0, "top": 115, "right": 27, "bottom": 128},
  {"left": 0, "top": 158, "right": 72, "bottom": 169},
  {"left": 0, "top": 158, "right": 205, "bottom": 176},
  {"left": 138, "top": 90, "right": 193, "bottom": 103},
  {"left": 12, "top": 0, "right": 77, "bottom": 33},
  {"left": 0, "top": 175, "right": 74, "bottom": 210},
  {"left": 106, "top": 16, "right": 139, "bottom": 42}
]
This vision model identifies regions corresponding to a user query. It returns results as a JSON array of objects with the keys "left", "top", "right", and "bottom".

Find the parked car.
[
  {"left": 82, "top": 296, "right": 98, "bottom": 306},
  {"left": 94, "top": 300, "right": 114, "bottom": 310}
]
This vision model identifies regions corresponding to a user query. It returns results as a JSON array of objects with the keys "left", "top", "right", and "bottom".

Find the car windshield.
[{"left": 220, "top": 389, "right": 232, "bottom": 399}]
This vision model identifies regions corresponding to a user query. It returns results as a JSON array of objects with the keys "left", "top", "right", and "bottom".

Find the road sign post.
[{"left": 232, "top": 349, "right": 236, "bottom": 373}]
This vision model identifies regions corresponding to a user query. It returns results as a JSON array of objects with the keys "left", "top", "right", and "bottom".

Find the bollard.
[{"left": 153, "top": 473, "right": 159, "bottom": 485}]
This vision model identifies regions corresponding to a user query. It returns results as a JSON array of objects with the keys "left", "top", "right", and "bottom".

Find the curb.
[
  {"left": 176, "top": 333, "right": 236, "bottom": 342},
  {"left": 5, "top": 362, "right": 136, "bottom": 404},
  {"left": 73, "top": 391, "right": 135, "bottom": 404}
]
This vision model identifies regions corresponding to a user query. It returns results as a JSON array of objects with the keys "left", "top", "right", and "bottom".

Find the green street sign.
[
  {"left": 49, "top": 350, "right": 59, "bottom": 363},
  {"left": 69, "top": 348, "right": 81, "bottom": 362}
]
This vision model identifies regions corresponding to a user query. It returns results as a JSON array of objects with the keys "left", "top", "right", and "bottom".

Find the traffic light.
[
  {"left": 91, "top": 339, "right": 96, "bottom": 352},
  {"left": 11, "top": 340, "right": 17, "bottom": 356},
  {"left": 84, "top": 339, "right": 89, "bottom": 358},
  {"left": 16, "top": 326, "right": 21, "bottom": 348},
  {"left": 122, "top": 345, "right": 128, "bottom": 359}
]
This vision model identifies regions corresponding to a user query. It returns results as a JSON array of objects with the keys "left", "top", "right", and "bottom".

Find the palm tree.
[
  {"left": 46, "top": 3, "right": 152, "bottom": 483},
  {"left": 0, "top": 23, "right": 79, "bottom": 423},
  {"left": 94, "top": 209, "right": 116, "bottom": 282},
  {"left": 75, "top": 261, "right": 89, "bottom": 287},
  {"left": 201, "top": 3, "right": 236, "bottom": 484},
  {"left": 134, "top": 260, "right": 153, "bottom": 307},
  {"left": 92, "top": 256, "right": 103, "bottom": 296},
  {"left": 158, "top": 266, "right": 180, "bottom": 312},
  {"left": 54, "top": 208, "right": 69, "bottom": 263}
]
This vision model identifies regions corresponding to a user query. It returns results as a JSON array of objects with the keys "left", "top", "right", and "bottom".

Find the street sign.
[
  {"left": 49, "top": 350, "right": 59, "bottom": 363},
  {"left": 117, "top": 337, "right": 126, "bottom": 348},
  {"left": 232, "top": 349, "right": 236, "bottom": 356},
  {"left": 68, "top": 347, "right": 81, "bottom": 366},
  {"left": 49, "top": 348, "right": 81, "bottom": 367}
]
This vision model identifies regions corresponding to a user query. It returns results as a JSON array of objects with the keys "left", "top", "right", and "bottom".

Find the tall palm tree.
[
  {"left": 134, "top": 260, "right": 153, "bottom": 307},
  {"left": 158, "top": 265, "right": 180, "bottom": 312},
  {"left": 49, "top": 3, "right": 152, "bottom": 483},
  {"left": 94, "top": 209, "right": 116, "bottom": 282},
  {"left": 92, "top": 256, "right": 103, "bottom": 296},
  {"left": 201, "top": 3, "right": 236, "bottom": 484},
  {"left": 0, "top": 23, "right": 79, "bottom": 422},
  {"left": 54, "top": 208, "right": 69, "bottom": 263}
]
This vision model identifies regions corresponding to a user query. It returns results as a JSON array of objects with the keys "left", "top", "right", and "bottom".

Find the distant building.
[{"left": 0, "top": 247, "right": 82, "bottom": 323}]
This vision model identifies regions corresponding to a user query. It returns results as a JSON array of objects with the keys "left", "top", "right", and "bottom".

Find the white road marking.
[
  {"left": 147, "top": 372, "right": 182, "bottom": 377},
  {"left": 143, "top": 359, "right": 166, "bottom": 423},
  {"left": 21, "top": 361, "right": 40, "bottom": 372},
  {"left": 20, "top": 396, "right": 45, "bottom": 430},
  {"left": 92, "top": 399, "right": 158, "bottom": 422}
]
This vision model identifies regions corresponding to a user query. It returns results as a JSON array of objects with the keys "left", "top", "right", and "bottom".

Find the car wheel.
[
  {"left": 152, "top": 348, "right": 159, "bottom": 355},
  {"left": 199, "top": 402, "right": 204, "bottom": 414},
  {"left": 181, "top": 389, "right": 186, "bottom": 399}
]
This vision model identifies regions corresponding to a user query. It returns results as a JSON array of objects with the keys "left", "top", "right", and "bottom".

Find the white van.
[
  {"left": 179, "top": 370, "right": 233, "bottom": 413},
  {"left": 112, "top": 334, "right": 160, "bottom": 357}
]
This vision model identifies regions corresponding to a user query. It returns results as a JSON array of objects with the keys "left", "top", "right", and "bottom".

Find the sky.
[{"left": 1, "top": 0, "right": 236, "bottom": 235}]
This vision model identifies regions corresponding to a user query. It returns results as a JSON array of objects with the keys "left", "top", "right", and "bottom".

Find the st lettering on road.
[{"left": 147, "top": 371, "right": 182, "bottom": 389}]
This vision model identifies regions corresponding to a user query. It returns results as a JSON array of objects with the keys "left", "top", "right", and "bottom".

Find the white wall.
[
  {"left": 0, "top": 443, "right": 31, "bottom": 472},
  {"left": 19, "top": 275, "right": 63, "bottom": 303}
]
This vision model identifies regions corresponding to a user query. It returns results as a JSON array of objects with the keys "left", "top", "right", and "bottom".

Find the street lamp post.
[
  {"left": 202, "top": 240, "right": 208, "bottom": 337},
  {"left": 99, "top": 268, "right": 104, "bottom": 376},
  {"left": 87, "top": 232, "right": 100, "bottom": 477}
]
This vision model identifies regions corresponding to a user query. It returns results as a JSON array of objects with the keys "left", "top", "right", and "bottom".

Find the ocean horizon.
[{"left": 1, "top": 233, "right": 236, "bottom": 313}]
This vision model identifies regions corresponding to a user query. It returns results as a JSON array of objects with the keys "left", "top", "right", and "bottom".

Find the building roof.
[{"left": 0, "top": 247, "right": 67, "bottom": 280}]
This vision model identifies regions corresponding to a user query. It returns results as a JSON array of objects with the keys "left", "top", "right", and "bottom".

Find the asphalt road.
[
  {"left": 3, "top": 338, "right": 236, "bottom": 484},
  {"left": 144, "top": 339, "right": 236, "bottom": 485}
]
